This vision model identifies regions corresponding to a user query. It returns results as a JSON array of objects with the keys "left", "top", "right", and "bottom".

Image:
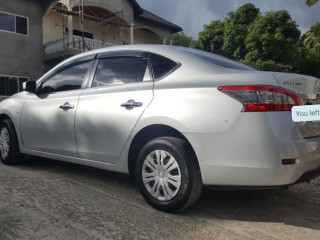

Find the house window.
[
  {"left": 0, "top": 76, "right": 28, "bottom": 96},
  {"left": 0, "top": 11, "right": 28, "bottom": 35}
]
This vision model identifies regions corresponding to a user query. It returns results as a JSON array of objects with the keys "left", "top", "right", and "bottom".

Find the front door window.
[{"left": 38, "top": 61, "right": 91, "bottom": 94}]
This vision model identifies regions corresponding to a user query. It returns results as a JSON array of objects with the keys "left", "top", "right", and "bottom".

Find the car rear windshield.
[{"left": 181, "top": 48, "right": 256, "bottom": 71}]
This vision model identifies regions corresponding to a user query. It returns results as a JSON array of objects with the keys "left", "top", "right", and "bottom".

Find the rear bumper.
[
  {"left": 184, "top": 112, "right": 320, "bottom": 187},
  {"left": 197, "top": 153, "right": 320, "bottom": 187},
  {"left": 296, "top": 166, "right": 320, "bottom": 183},
  {"left": 205, "top": 167, "right": 320, "bottom": 190}
]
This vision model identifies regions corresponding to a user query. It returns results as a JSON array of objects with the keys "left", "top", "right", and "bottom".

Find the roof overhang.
[
  {"left": 43, "top": 0, "right": 143, "bottom": 15},
  {"left": 129, "top": 0, "right": 143, "bottom": 15},
  {"left": 136, "top": 9, "right": 182, "bottom": 33}
]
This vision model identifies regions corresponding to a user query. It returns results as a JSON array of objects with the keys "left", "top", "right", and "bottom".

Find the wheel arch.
[
  {"left": 128, "top": 124, "right": 199, "bottom": 178},
  {"left": 0, "top": 113, "right": 11, "bottom": 124},
  {"left": 0, "top": 110, "right": 25, "bottom": 155},
  {"left": 0, "top": 113, "right": 25, "bottom": 164}
]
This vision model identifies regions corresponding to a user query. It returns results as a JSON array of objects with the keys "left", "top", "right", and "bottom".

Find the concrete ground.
[{"left": 0, "top": 158, "right": 320, "bottom": 240}]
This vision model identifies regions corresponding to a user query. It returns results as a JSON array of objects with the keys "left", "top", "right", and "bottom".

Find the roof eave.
[
  {"left": 129, "top": 0, "right": 143, "bottom": 15},
  {"left": 137, "top": 16, "right": 183, "bottom": 33}
]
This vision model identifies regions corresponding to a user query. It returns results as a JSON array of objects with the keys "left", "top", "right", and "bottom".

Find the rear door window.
[
  {"left": 91, "top": 57, "right": 149, "bottom": 87},
  {"left": 150, "top": 53, "right": 179, "bottom": 80}
]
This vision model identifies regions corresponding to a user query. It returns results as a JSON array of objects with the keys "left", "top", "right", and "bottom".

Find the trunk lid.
[{"left": 272, "top": 72, "right": 320, "bottom": 138}]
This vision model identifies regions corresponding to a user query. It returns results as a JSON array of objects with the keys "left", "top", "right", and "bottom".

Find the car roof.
[{"left": 63, "top": 45, "right": 254, "bottom": 71}]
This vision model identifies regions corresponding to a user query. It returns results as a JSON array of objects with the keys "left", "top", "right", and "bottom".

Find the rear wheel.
[
  {"left": 136, "top": 137, "right": 203, "bottom": 212},
  {"left": 0, "top": 119, "right": 24, "bottom": 165}
]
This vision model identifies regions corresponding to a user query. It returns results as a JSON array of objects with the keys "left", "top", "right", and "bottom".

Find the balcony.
[{"left": 44, "top": 36, "right": 115, "bottom": 60}]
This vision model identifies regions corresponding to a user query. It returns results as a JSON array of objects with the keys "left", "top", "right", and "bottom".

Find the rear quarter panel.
[
  {"left": 136, "top": 70, "right": 281, "bottom": 134},
  {"left": 138, "top": 87, "right": 243, "bottom": 133}
]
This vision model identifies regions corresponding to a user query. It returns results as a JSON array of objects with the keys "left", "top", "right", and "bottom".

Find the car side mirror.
[{"left": 23, "top": 81, "right": 36, "bottom": 93}]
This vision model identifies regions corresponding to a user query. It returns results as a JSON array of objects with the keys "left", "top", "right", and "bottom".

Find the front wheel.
[
  {"left": 0, "top": 119, "right": 24, "bottom": 165},
  {"left": 136, "top": 137, "right": 203, "bottom": 212}
]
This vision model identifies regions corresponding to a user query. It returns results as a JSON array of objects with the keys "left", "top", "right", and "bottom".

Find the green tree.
[
  {"left": 294, "top": 46, "right": 320, "bottom": 77},
  {"left": 225, "top": 3, "right": 260, "bottom": 25},
  {"left": 222, "top": 3, "right": 260, "bottom": 60},
  {"left": 172, "top": 32, "right": 193, "bottom": 47},
  {"left": 222, "top": 25, "right": 247, "bottom": 59},
  {"left": 306, "top": 0, "right": 319, "bottom": 6},
  {"left": 303, "top": 23, "right": 320, "bottom": 53},
  {"left": 196, "top": 3, "right": 320, "bottom": 76},
  {"left": 298, "top": 23, "right": 320, "bottom": 77},
  {"left": 245, "top": 10, "right": 301, "bottom": 71},
  {"left": 189, "top": 39, "right": 201, "bottom": 49},
  {"left": 198, "top": 20, "right": 225, "bottom": 54}
]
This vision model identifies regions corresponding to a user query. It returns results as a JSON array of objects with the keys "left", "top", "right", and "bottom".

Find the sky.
[{"left": 137, "top": 0, "right": 320, "bottom": 38}]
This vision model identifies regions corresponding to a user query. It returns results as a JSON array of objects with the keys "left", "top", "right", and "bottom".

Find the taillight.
[{"left": 218, "top": 85, "right": 302, "bottom": 112}]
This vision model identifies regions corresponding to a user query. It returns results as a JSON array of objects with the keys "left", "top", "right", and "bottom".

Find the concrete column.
[
  {"left": 169, "top": 40, "right": 173, "bottom": 46},
  {"left": 129, "top": 23, "right": 134, "bottom": 45},
  {"left": 67, "top": 3, "right": 73, "bottom": 48},
  {"left": 120, "top": 26, "right": 124, "bottom": 45},
  {"left": 162, "top": 39, "right": 167, "bottom": 45}
]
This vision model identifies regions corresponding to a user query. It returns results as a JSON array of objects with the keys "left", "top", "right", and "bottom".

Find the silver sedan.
[{"left": 0, "top": 45, "right": 320, "bottom": 212}]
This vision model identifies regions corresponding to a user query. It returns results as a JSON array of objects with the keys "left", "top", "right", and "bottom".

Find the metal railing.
[{"left": 45, "top": 36, "right": 115, "bottom": 55}]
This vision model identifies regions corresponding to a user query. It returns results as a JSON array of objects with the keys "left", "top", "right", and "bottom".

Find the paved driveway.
[{"left": 0, "top": 158, "right": 320, "bottom": 240}]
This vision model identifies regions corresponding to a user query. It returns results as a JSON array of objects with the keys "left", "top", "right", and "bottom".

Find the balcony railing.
[{"left": 45, "top": 36, "right": 115, "bottom": 56}]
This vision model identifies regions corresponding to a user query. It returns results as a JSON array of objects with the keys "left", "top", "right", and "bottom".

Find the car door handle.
[
  {"left": 121, "top": 99, "right": 143, "bottom": 109},
  {"left": 59, "top": 102, "right": 74, "bottom": 110}
]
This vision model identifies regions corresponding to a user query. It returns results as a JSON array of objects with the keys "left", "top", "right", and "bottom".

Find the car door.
[
  {"left": 75, "top": 51, "right": 153, "bottom": 163},
  {"left": 21, "top": 59, "right": 94, "bottom": 157}
]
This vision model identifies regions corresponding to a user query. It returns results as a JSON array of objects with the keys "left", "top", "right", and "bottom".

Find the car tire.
[
  {"left": 136, "top": 137, "right": 203, "bottom": 212},
  {"left": 0, "top": 119, "right": 24, "bottom": 165}
]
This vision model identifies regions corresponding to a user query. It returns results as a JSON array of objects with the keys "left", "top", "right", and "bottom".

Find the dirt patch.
[{"left": 0, "top": 159, "right": 320, "bottom": 240}]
